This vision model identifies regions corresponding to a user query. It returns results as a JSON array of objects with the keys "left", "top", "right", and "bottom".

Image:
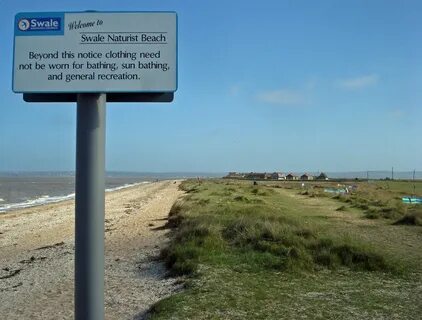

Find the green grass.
[
  {"left": 147, "top": 179, "right": 422, "bottom": 319},
  {"left": 150, "top": 268, "right": 421, "bottom": 320},
  {"left": 374, "top": 180, "right": 422, "bottom": 196},
  {"left": 280, "top": 180, "right": 421, "bottom": 223},
  {"left": 394, "top": 207, "right": 422, "bottom": 226}
]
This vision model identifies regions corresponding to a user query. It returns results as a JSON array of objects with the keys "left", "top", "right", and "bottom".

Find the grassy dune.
[{"left": 148, "top": 179, "right": 422, "bottom": 319}]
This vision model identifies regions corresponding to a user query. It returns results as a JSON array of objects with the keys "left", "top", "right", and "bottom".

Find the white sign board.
[{"left": 13, "top": 12, "right": 177, "bottom": 93}]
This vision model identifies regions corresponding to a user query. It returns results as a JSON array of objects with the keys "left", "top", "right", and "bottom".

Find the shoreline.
[
  {"left": 0, "top": 180, "right": 156, "bottom": 214},
  {"left": 0, "top": 180, "right": 184, "bottom": 319}
]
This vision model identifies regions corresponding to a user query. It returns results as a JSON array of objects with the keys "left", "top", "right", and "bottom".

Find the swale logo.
[
  {"left": 18, "top": 19, "right": 30, "bottom": 31},
  {"left": 18, "top": 17, "right": 62, "bottom": 32}
]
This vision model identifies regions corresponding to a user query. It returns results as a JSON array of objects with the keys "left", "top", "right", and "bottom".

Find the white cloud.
[
  {"left": 256, "top": 89, "right": 306, "bottom": 106},
  {"left": 337, "top": 74, "right": 379, "bottom": 90}
]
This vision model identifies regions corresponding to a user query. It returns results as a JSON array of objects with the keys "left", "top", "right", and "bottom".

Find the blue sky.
[{"left": 0, "top": 0, "right": 421, "bottom": 173}]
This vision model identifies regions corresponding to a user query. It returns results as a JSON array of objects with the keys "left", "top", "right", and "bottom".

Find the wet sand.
[{"left": 0, "top": 180, "right": 183, "bottom": 319}]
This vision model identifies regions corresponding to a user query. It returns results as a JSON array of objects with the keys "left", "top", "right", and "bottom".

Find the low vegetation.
[
  {"left": 148, "top": 179, "right": 422, "bottom": 319},
  {"left": 290, "top": 179, "right": 422, "bottom": 223},
  {"left": 394, "top": 207, "right": 422, "bottom": 226}
]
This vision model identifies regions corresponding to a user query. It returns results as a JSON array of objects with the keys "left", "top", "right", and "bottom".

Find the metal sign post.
[{"left": 75, "top": 93, "right": 106, "bottom": 320}]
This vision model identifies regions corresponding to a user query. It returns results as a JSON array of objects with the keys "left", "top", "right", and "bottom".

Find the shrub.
[
  {"left": 333, "top": 245, "right": 388, "bottom": 272},
  {"left": 196, "top": 198, "right": 210, "bottom": 206},
  {"left": 169, "top": 202, "right": 182, "bottom": 217},
  {"left": 394, "top": 208, "right": 422, "bottom": 226},
  {"left": 364, "top": 207, "right": 403, "bottom": 220},
  {"left": 355, "top": 203, "right": 369, "bottom": 210},
  {"left": 233, "top": 195, "right": 250, "bottom": 202},
  {"left": 365, "top": 210, "right": 381, "bottom": 219},
  {"left": 309, "top": 239, "right": 390, "bottom": 272},
  {"left": 161, "top": 244, "right": 200, "bottom": 276}
]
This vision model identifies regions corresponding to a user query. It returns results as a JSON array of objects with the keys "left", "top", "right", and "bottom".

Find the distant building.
[
  {"left": 316, "top": 172, "right": 329, "bottom": 180},
  {"left": 264, "top": 173, "right": 272, "bottom": 180},
  {"left": 271, "top": 172, "right": 286, "bottom": 180},
  {"left": 300, "top": 173, "right": 314, "bottom": 181},
  {"left": 245, "top": 172, "right": 267, "bottom": 180},
  {"left": 226, "top": 172, "right": 245, "bottom": 178},
  {"left": 286, "top": 173, "right": 299, "bottom": 180},
  {"left": 226, "top": 171, "right": 324, "bottom": 181}
]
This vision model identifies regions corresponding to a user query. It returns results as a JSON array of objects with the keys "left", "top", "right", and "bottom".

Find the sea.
[{"left": 0, "top": 171, "right": 223, "bottom": 213}]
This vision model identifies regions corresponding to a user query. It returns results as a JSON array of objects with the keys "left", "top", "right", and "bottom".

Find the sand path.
[{"left": 0, "top": 180, "right": 183, "bottom": 319}]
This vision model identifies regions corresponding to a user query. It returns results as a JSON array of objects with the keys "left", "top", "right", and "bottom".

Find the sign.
[{"left": 13, "top": 12, "right": 177, "bottom": 93}]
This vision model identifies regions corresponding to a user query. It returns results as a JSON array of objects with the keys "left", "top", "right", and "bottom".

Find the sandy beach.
[{"left": 0, "top": 180, "right": 183, "bottom": 319}]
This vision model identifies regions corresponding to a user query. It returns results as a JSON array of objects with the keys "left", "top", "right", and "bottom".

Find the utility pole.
[{"left": 413, "top": 169, "right": 416, "bottom": 196}]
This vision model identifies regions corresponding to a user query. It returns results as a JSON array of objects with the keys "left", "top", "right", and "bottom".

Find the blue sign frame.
[{"left": 13, "top": 11, "right": 178, "bottom": 95}]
